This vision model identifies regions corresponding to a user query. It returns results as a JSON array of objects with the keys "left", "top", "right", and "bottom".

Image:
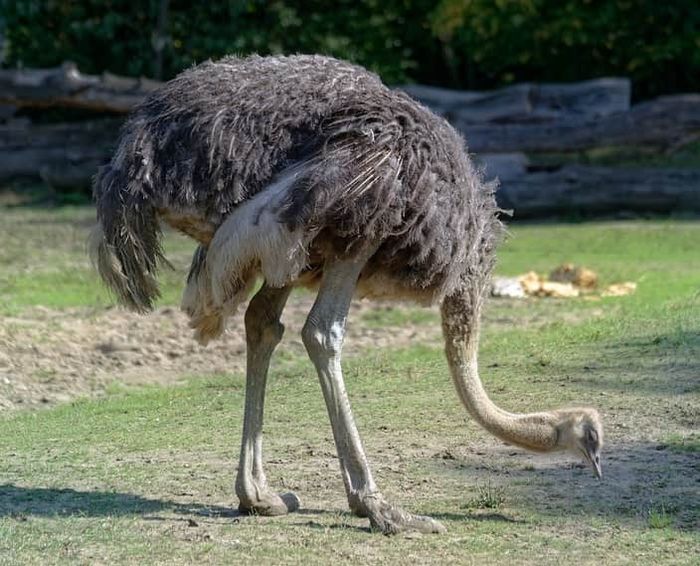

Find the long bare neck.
[{"left": 441, "top": 290, "right": 559, "bottom": 453}]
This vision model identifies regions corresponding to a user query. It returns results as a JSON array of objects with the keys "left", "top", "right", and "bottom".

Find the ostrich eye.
[{"left": 587, "top": 428, "right": 598, "bottom": 444}]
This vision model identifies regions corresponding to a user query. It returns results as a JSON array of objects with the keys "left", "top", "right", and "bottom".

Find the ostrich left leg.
[
  {"left": 302, "top": 256, "right": 446, "bottom": 535},
  {"left": 235, "top": 283, "right": 299, "bottom": 515}
]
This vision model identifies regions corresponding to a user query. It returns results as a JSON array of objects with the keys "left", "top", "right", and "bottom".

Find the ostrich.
[{"left": 90, "top": 54, "right": 603, "bottom": 535}]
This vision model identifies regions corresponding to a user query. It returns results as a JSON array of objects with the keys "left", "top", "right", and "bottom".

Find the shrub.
[{"left": 2, "top": 1, "right": 698, "bottom": 99}]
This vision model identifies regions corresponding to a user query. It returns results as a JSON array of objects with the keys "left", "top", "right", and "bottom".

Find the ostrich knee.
[
  {"left": 244, "top": 296, "right": 286, "bottom": 352},
  {"left": 301, "top": 318, "right": 343, "bottom": 360}
]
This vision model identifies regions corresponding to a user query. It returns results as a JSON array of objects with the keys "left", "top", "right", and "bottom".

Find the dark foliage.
[{"left": 2, "top": 1, "right": 698, "bottom": 100}]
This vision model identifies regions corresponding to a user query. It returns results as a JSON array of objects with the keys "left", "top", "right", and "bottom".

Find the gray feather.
[{"left": 92, "top": 54, "right": 504, "bottom": 315}]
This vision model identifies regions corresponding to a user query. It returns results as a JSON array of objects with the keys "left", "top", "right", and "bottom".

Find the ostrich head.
[{"left": 554, "top": 408, "right": 604, "bottom": 478}]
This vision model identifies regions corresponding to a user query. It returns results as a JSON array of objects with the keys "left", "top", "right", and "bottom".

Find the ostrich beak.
[{"left": 585, "top": 448, "right": 602, "bottom": 479}]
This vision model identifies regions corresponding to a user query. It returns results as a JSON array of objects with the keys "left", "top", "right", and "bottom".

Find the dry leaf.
[
  {"left": 518, "top": 271, "right": 542, "bottom": 295},
  {"left": 540, "top": 281, "right": 580, "bottom": 298},
  {"left": 602, "top": 282, "right": 637, "bottom": 297},
  {"left": 549, "top": 263, "right": 598, "bottom": 289}
]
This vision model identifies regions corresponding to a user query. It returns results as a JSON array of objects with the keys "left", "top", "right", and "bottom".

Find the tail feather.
[
  {"left": 181, "top": 165, "right": 311, "bottom": 344},
  {"left": 181, "top": 245, "right": 258, "bottom": 345},
  {"left": 89, "top": 164, "right": 164, "bottom": 312}
]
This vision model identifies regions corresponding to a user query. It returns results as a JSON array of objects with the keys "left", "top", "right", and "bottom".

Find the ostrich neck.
[{"left": 441, "top": 293, "right": 559, "bottom": 453}]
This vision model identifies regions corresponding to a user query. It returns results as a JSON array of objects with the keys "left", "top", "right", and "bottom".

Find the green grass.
[
  {"left": 1, "top": 337, "right": 698, "bottom": 563},
  {"left": 662, "top": 433, "right": 700, "bottom": 454},
  {"left": 647, "top": 504, "right": 675, "bottom": 530},
  {"left": 464, "top": 479, "right": 506, "bottom": 510},
  {"left": 1, "top": 204, "right": 698, "bottom": 317},
  {"left": 361, "top": 305, "right": 439, "bottom": 328},
  {"left": 0, "top": 206, "right": 195, "bottom": 314},
  {"left": 0, "top": 205, "right": 699, "bottom": 564}
]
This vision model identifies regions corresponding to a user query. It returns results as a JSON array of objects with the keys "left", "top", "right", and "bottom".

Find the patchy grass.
[
  {"left": 0, "top": 206, "right": 195, "bottom": 315},
  {"left": 647, "top": 504, "right": 675, "bottom": 530},
  {"left": 1, "top": 337, "right": 698, "bottom": 563},
  {"left": 464, "top": 479, "right": 506, "bottom": 510},
  {"left": 662, "top": 433, "right": 700, "bottom": 454},
  {"left": 0, "top": 204, "right": 699, "bottom": 564}
]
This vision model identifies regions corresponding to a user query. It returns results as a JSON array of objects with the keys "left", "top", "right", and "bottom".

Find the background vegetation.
[{"left": 2, "top": 0, "right": 699, "bottom": 99}]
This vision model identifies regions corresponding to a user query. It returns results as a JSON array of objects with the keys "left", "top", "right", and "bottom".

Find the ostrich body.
[{"left": 90, "top": 54, "right": 603, "bottom": 534}]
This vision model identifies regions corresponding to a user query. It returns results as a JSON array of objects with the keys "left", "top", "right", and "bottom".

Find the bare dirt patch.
[
  {"left": 0, "top": 296, "right": 445, "bottom": 410},
  {"left": 0, "top": 294, "right": 606, "bottom": 411}
]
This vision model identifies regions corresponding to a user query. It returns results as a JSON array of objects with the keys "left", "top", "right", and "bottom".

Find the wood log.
[
  {"left": 0, "top": 105, "right": 16, "bottom": 122},
  {"left": 2, "top": 63, "right": 631, "bottom": 123},
  {"left": 0, "top": 63, "right": 161, "bottom": 113},
  {"left": 460, "top": 95, "right": 700, "bottom": 153},
  {"left": 1, "top": 63, "right": 694, "bottom": 153},
  {"left": 398, "top": 83, "right": 533, "bottom": 123},
  {"left": 0, "top": 65, "right": 697, "bottom": 215},
  {"left": 476, "top": 153, "right": 529, "bottom": 182},
  {"left": 496, "top": 164, "right": 700, "bottom": 218},
  {"left": 532, "top": 79, "right": 631, "bottom": 121},
  {"left": 0, "top": 119, "right": 118, "bottom": 187},
  {"left": 399, "top": 77, "right": 630, "bottom": 123}
]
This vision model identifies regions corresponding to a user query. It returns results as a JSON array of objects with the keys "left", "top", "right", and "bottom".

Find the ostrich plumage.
[
  {"left": 90, "top": 54, "right": 603, "bottom": 535},
  {"left": 93, "top": 55, "right": 501, "bottom": 322}
]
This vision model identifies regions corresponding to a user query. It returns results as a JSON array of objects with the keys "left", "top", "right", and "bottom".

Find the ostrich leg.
[
  {"left": 302, "top": 256, "right": 446, "bottom": 535},
  {"left": 235, "top": 283, "right": 299, "bottom": 515}
]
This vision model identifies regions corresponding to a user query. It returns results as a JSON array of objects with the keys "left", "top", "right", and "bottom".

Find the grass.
[
  {"left": 662, "top": 433, "right": 700, "bottom": 454},
  {"left": 647, "top": 504, "right": 674, "bottom": 530},
  {"left": 0, "top": 202, "right": 699, "bottom": 564},
  {"left": 0, "top": 206, "right": 195, "bottom": 315},
  {"left": 361, "top": 305, "right": 439, "bottom": 328},
  {"left": 464, "top": 479, "right": 506, "bottom": 510},
  {"left": 1, "top": 341, "right": 698, "bottom": 563}
]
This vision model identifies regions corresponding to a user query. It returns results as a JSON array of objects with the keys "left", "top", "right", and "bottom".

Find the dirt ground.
[{"left": 0, "top": 297, "right": 447, "bottom": 410}]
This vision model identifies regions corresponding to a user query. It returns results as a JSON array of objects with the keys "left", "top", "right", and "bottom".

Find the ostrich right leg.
[
  {"left": 235, "top": 283, "right": 299, "bottom": 515},
  {"left": 302, "top": 255, "right": 446, "bottom": 535}
]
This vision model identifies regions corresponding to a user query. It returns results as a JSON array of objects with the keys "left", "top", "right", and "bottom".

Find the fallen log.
[
  {"left": 1, "top": 63, "right": 696, "bottom": 153},
  {"left": 476, "top": 153, "right": 529, "bottom": 182},
  {"left": 0, "top": 65, "right": 698, "bottom": 218},
  {"left": 400, "top": 77, "right": 631, "bottom": 123},
  {"left": 5, "top": 64, "right": 631, "bottom": 124},
  {"left": 0, "top": 119, "right": 118, "bottom": 187},
  {"left": 3, "top": 119, "right": 697, "bottom": 220},
  {"left": 496, "top": 164, "right": 700, "bottom": 218},
  {"left": 460, "top": 95, "right": 700, "bottom": 153},
  {"left": 0, "top": 62, "right": 160, "bottom": 113}
]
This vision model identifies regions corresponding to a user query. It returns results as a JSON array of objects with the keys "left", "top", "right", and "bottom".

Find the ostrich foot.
[
  {"left": 238, "top": 490, "right": 300, "bottom": 516},
  {"left": 355, "top": 493, "right": 446, "bottom": 535}
]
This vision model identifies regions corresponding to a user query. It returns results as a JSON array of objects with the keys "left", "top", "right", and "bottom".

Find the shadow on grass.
[
  {"left": 0, "top": 484, "right": 239, "bottom": 519},
  {"left": 0, "top": 484, "right": 528, "bottom": 533},
  {"left": 431, "top": 511, "right": 525, "bottom": 524},
  {"left": 296, "top": 519, "right": 371, "bottom": 534},
  {"left": 0, "top": 484, "right": 338, "bottom": 524},
  {"left": 3, "top": 443, "right": 697, "bottom": 531},
  {"left": 440, "top": 440, "right": 699, "bottom": 531},
  {"left": 550, "top": 329, "right": 700, "bottom": 399}
]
